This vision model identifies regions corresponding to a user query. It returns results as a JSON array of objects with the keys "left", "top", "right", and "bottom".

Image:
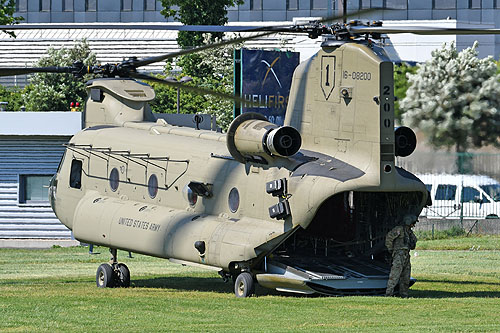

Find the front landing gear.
[
  {"left": 234, "top": 272, "right": 255, "bottom": 298},
  {"left": 96, "top": 248, "right": 130, "bottom": 288}
]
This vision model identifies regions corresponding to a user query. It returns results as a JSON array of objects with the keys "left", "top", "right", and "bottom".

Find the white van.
[{"left": 416, "top": 174, "right": 500, "bottom": 219}]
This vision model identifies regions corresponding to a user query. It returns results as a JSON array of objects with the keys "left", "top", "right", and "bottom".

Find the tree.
[
  {"left": 159, "top": 0, "right": 243, "bottom": 78},
  {"left": 393, "top": 62, "right": 417, "bottom": 123},
  {"left": 401, "top": 42, "right": 500, "bottom": 154},
  {"left": 156, "top": 1, "right": 243, "bottom": 131},
  {"left": 159, "top": 0, "right": 243, "bottom": 48},
  {"left": 0, "top": 0, "right": 24, "bottom": 37},
  {"left": 0, "top": 85, "right": 23, "bottom": 110},
  {"left": 149, "top": 43, "right": 237, "bottom": 131},
  {"left": 22, "top": 40, "right": 97, "bottom": 111}
]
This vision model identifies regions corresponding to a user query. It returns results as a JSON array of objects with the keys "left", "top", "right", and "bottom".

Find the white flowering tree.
[
  {"left": 23, "top": 40, "right": 97, "bottom": 111},
  {"left": 401, "top": 41, "right": 500, "bottom": 155}
]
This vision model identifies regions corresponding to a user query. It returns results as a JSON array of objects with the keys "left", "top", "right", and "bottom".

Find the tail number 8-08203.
[{"left": 343, "top": 71, "right": 372, "bottom": 81}]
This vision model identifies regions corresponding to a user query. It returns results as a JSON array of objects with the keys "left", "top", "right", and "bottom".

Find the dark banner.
[{"left": 240, "top": 49, "right": 299, "bottom": 126}]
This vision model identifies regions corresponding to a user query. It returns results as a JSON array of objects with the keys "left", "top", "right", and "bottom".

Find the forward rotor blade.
[
  {"left": 0, "top": 66, "right": 75, "bottom": 77},
  {"left": 0, "top": 23, "right": 264, "bottom": 32},
  {"left": 129, "top": 72, "right": 251, "bottom": 105},
  {"left": 133, "top": 8, "right": 379, "bottom": 68},
  {"left": 350, "top": 25, "right": 500, "bottom": 35}
]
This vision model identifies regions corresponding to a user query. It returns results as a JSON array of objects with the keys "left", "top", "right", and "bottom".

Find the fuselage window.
[
  {"left": 228, "top": 187, "right": 240, "bottom": 213},
  {"left": 69, "top": 159, "right": 82, "bottom": 189},
  {"left": 110, "top": 167, "right": 119, "bottom": 192},
  {"left": 148, "top": 174, "right": 158, "bottom": 198}
]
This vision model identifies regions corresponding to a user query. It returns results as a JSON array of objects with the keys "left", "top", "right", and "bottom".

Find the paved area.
[{"left": 0, "top": 239, "right": 80, "bottom": 248}]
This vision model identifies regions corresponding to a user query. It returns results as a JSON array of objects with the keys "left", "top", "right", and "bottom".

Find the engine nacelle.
[
  {"left": 227, "top": 112, "right": 302, "bottom": 163},
  {"left": 394, "top": 126, "right": 417, "bottom": 157}
]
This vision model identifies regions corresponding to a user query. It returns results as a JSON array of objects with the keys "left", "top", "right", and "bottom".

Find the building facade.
[
  {"left": 13, "top": 0, "right": 500, "bottom": 24},
  {"left": 10, "top": 0, "right": 500, "bottom": 60},
  {"left": 0, "top": 112, "right": 81, "bottom": 243}
]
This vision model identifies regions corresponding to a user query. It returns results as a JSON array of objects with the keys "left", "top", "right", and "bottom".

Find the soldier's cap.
[{"left": 403, "top": 214, "right": 418, "bottom": 226}]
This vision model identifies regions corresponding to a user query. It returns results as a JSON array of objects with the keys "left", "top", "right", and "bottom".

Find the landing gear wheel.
[
  {"left": 234, "top": 272, "right": 255, "bottom": 298},
  {"left": 96, "top": 263, "right": 114, "bottom": 288},
  {"left": 116, "top": 263, "right": 130, "bottom": 287}
]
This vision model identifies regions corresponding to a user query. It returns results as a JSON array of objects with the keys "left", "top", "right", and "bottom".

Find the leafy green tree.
[
  {"left": 0, "top": 85, "right": 23, "bottom": 110},
  {"left": 149, "top": 43, "right": 237, "bottom": 131},
  {"left": 23, "top": 40, "right": 97, "bottom": 111},
  {"left": 401, "top": 42, "right": 500, "bottom": 154},
  {"left": 393, "top": 62, "right": 417, "bottom": 123},
  {"left": 159, "top": 0, "right": 243, "bottom": 48},
  {"left": 159, "top": 0, "right": 243, "bottom": 78},
  {"left": 0, "top": 0, "right": 24, "bottom": 37}
]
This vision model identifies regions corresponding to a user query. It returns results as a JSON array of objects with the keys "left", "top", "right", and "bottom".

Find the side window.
[
  {"left": 70, "top": 159, "right": 83, "bottom": 189},
  {"left": 435, "top": 184, "right": 456, "bottom": 200},
  {"left": 462, "top": 187, "right": 480, "bottom": 203},
  {"left": 19, "top": 175, "right": 53, "bottom": 204},
  {"left": 425, "top": 184, "right": 432, "bottom": 192}
]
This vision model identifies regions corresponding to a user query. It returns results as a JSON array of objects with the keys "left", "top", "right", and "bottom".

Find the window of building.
[
  {"left": 250, "top": 0, "right": 262, "bottom": 10},
  {"left": 122, "top": 0, "right": 133, "bottom": 11},
  {"left": 70, "top": 159, "right": 82, "bottom": 189},
  {"left": 384, "top": 0, "right": 407, "bottom": 9},
  {"left": 86, "top": 0, "right": 97, "bottom": 11},
  {"left": 311, "top": 0, "right": 327, "bottom": 9},
  {"left": 360, "top": 0, "right": 371, "bottom": 9},
  {"left": 144, "top": 0, "right": 156, "bottom": 11},
  {"left": 496, "top": 0, "right": 500, "bottom": 8},
  {"left": 433, "top": 0, "right": 456, "bottom": 9},
  {"left": 286, "top": 0, "right": 299, "bottom": 10},
  {"left": 435, "top": 184, "right": 456, "bottom": 201},
  {"left": 469, "top": 0, "right": 481, "bottom": 8},
  {"left": 63, "top": 0, "right": 74, "bottom": 11},
  {"left": 39, "top": 0, "right": 50, "bottom": 11},
  {"left": 16, "top": 0, "right": 28, "bottom": 12},
  {"left": 19, "top": 175, "right": 53, "bottom": 204}
]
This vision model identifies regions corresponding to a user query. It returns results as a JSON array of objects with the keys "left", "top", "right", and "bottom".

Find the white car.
[{"left": 416, "top": 174, "right": 500, "bottom": 219}]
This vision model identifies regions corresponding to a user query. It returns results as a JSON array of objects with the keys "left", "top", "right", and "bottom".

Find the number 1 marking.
[{"left": 325, "top": 64, "right": 330, "bottom": 86}]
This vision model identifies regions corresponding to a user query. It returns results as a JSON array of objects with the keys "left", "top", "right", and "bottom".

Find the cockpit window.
[
  {"left": 70, "top": 159, "right": 82, "bottom": 189},
  {"left": 480, "top": 184, "right": 500, "bottom": 202}
]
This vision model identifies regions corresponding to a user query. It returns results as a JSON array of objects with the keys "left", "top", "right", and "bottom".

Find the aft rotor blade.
[
  {"left": 132, "top": 30, "right": 278, "bottom": 68},
  {"left": 133, "top": 8, "right": 379, "bottom": 68},
  {"left": 129, "top": 72, "right": 252, "bottom": 105},
  {"left": 0, "top": 9, "right": 378, "bottom": 33},
  {"left": 350, "top": 25, "right": 500, "bottom": 35},
  {"left": 0, "top": 66, "right": 75, "bottom": 77}
]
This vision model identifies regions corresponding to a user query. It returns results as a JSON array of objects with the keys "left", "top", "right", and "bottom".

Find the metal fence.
[{"left": 396, "top": 152, "right": 500, "bottom": 227}]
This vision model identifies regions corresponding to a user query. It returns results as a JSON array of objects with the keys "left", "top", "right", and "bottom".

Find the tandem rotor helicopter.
[{"left": 2, "top": 10, "right": 499, "bottom": 297}]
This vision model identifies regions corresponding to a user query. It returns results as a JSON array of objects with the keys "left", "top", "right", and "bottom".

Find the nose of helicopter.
[{"left": 48, "top": 174, "right": 58, "bottom": 216}]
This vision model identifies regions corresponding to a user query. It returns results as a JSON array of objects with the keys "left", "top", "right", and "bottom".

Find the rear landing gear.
[
  {"left": 234, "top": 272, "right": 255, "bottom": 298},
  {"left": 96, "top": 248, "right": 130, "bottom": 288}
]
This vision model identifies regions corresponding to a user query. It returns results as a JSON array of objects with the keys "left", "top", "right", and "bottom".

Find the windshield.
[{"left": 480, "top": 184, "right": 500, "bottom": 202}]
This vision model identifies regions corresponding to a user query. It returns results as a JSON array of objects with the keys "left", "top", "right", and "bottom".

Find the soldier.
[{"left": 385, "top": 214, "right": 418, "bottom": 297}]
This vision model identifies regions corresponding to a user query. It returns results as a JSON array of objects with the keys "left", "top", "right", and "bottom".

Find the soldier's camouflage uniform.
[{"left": 385, "top": 225, "right": 417, "bottom": 297}]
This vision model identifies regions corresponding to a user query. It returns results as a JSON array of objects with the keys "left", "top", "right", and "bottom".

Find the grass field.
[{"left": 1, "top": 236, "right": 499, "bottom": 332}]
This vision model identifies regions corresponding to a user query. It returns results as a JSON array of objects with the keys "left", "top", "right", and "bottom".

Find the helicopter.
[{"left": 2, "top": 11, "right": 499, "bottom": 297}]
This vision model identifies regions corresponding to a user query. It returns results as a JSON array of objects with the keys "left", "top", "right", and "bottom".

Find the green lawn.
[{"left": 1, "top": 237, "right": 500, "bottom": 332}]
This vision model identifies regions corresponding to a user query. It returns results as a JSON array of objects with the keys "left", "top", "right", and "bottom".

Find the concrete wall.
[{"left": 416, "top": 217, "right": 500, "bottom": 235}]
